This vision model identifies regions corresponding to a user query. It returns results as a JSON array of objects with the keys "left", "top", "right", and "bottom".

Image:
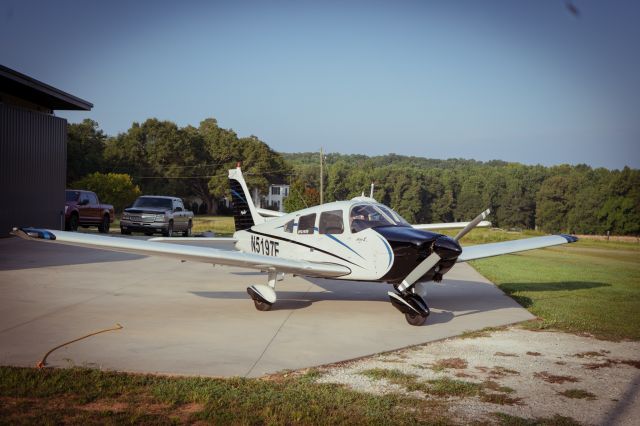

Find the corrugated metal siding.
[{"left": 0, "top": 103, "right": 66, "bottom": 236}]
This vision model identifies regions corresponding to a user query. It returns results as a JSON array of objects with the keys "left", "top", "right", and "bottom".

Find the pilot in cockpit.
[{"left": 349, "top": 206, "right": 367, "bottom": 232}]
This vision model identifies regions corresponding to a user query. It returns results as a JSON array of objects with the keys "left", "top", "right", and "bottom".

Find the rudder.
[{"left": 228, "top": 166, "right": 264, "bottom": 231}]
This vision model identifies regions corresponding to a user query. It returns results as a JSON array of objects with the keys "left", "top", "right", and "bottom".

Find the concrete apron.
[{"left": 0, "top": 237, "right": 534, "bottom": 378}]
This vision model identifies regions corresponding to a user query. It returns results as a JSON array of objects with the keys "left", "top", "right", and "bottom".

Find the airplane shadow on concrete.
[
  {"left": 0, "top": 238, "right": 145, "bottom": 271},
  {"left": 190, "top": 286, "right": 457, "bottom": 322},
  {"left": 190, "top": 276, "right": 599, "bottom": 325}
]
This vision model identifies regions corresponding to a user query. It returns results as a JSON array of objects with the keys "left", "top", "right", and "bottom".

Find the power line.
[{"left": 132, "top": 169, "right": 298, "bottom": 180}]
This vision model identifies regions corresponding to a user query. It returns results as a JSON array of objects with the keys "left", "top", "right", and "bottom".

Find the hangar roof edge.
[{"left": 0, "top": 64, "right": 93, "bottom": 111}]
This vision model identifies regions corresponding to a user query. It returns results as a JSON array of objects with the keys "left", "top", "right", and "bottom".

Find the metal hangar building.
[{"left": 0, "top": 64, "right": 92, "bottom": 237}]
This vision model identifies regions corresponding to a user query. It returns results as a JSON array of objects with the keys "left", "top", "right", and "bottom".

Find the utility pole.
[{"left": 319, "top": 147, "right": 324, "bottom": 205}]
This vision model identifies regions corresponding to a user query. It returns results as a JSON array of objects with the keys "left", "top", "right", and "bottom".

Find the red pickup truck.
[{"left": 65, "top": 190, "right": 115, "bottom": 233}]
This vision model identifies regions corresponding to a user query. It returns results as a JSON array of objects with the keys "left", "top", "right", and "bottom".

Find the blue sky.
[{"left": 2, "top": 0, "right": 638, "bottom": 169}]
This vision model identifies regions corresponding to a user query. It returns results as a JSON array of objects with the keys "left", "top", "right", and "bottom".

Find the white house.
[
  {"left": 261, "top": 184, "right": 289, "bottom": 212},
  {"left": 215, "top": 184, "right": 290, "bottom": 213}
]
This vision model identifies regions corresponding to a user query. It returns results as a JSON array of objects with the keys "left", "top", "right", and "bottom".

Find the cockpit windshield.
[
  {"left": 350, "top": 204, "right": 406, "bottom": 233},
  {"left": 375, "top": 204, "right": 411, "bottom": 226}
]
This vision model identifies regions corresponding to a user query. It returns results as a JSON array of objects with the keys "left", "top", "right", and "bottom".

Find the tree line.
[
  {"left": 67, "top": 118, "right": 639, "bottom": 235},
  {"left": 67, "top": 118, "right": 289, "bottom": 214}
]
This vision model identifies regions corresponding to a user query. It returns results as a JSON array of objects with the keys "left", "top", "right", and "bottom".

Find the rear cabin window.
[
  {"left": 284, "top": 220, "right": 294, "bottom": 233},
  {"left": 319, "top": 210, "right": 344, "bottom": 234},
  {"left": 297, "top": 214, "right": 316, "bottom": 234}
]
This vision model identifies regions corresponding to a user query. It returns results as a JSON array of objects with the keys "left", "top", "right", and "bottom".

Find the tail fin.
[{"left": 228, "top": 166, "right": 265, "bottom": 231}]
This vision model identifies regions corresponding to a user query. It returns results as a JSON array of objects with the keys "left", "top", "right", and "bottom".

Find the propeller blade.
[
  {"left": 454, "top": 208, "right": 491, "bottom": 242},
  {"left": 397, "top": 251, "right": 441, "bottom": 292}
]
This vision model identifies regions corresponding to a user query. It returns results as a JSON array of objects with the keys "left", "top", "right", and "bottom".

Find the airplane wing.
[
  {"left": 149, "top": 236, "right": 238, "bottom": 250},
  {"left": 11, "top": 228, "right": 351, "bottom": 278},
  {"left": 413, "top": 221, "right": 491, "bottom": 231},
  {"left": 457, "top": 234, "right": 578, "bottom": 262}
]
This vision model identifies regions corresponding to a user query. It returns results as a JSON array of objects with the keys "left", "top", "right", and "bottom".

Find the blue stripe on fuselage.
[
  {"left": 324, "top": 233, "right": 366, "bottom": 260},
  {"left": 376, "top": 234, "right": 393, "bottom": 269}
]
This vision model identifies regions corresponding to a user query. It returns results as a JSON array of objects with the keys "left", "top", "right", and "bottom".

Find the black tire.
[
  {"left": 98, "top": 214, "right": 110, "bottom": 233},
  {"left": 66, "top": 214, "right": 79, "bottom": 232},
  {"left": 183, "top": 220, "right": 192, "bottom": 237},
  {"left": 254, "top": 299, "right": 273, "bottom": 311},
  {"left": 120, "top": 228, "right": 131, "bottom": 235},
  {"left": 405, "top": 312, "right": 428, "bottom": 326},
  {"left": 162, "top": 221, "right": 174, "bottom": 237}
]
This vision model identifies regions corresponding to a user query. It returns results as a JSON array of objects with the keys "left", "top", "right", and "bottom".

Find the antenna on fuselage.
[{"left": 370, "top": 182, "right": 375, "bottom": 198}]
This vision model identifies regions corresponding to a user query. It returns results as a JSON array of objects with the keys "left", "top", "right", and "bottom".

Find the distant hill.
[{"left": 282, "top": 152, "right": 511, "bottom": 169}]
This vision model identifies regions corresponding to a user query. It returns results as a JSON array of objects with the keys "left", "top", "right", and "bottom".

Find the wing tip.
[
  {"left": 10, "top": 227, "right": 57, "bottom": 241},
  {"left": 558, "top": 234, "right": 579, "bottom": 243}
]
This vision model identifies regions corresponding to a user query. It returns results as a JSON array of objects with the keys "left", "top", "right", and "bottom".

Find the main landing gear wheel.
[
  {"left": 247, "top": 284, "right": 276, "bottom": 312},
  {"left": 253, "top": 299, "right": 272, "bottom": 311}
]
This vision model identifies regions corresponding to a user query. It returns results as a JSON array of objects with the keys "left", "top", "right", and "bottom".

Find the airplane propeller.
[
  {"left": 453, "top": 208, "right": 491, "bottom": 242},
  {"left": 397, "top": 208, "right": 491, "bottom": 293}
]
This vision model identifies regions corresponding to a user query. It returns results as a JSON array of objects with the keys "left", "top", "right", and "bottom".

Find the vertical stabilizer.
[{"left": 228, "top": 166, "right": 265, "bottom": 231}]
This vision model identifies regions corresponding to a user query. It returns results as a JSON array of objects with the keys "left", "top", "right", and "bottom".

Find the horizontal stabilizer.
[
  {"left": 256, "top": 208, "right": 285, "bottom": 218},
  {"left": 457, "top": 234, "right": 578, "bottom": 262}
]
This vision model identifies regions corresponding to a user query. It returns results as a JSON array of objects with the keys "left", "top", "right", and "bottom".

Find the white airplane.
[{"left": 12, "top": 166, "right": 578, "bottom": 326}]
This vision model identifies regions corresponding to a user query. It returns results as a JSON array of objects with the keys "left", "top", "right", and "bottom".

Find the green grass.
[
  {"left": 426, "top": 377, "right": 483, "bottom": 397},
  {"left": 469, "top": 235, "right": 640, "bottom": 341},
  {"left": 86, "top": 215, "right": 236, "bottom": 237},
  {"left": 359, "top": 369, "right": 520, "bottom": 404},
  {"left": 190, "top": 215, "right": 235, "bottom": 235},
  {"left": 440, "top": 228, "right": 545, "bottom": 245},
  {"left": 492, "top": 412, "right": 581, "bottom": 426},
  {"left": 458, "top": 326, "right": 505, "bottom": 339},
  {"left": 0, "top": 366, "right": 451, "bottom": 425},
  {"left": 558, "top": 389, "right": 596, "bottom": 400}
]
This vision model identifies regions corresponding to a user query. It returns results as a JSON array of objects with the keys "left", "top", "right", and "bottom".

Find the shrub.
[{"left": 71, "top": 172, "right": 141, "bottom": 213}]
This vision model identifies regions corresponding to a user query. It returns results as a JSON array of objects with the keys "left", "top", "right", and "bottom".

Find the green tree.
[
  {"left": 67, "top": 119, "right": 106, "bottom": 183},
  {"left": 455, "top": 174, "right": 485, "bottom": 222},
  {"left": 71, "top": 172, "right": 141, "bottom": 213},
  {"left": 598, "top": 167, "right": 640, "bottom": 235},
  {"left": 536, "top": 175, "right": 570, "bottom": 232},
  {"left": 283, "top": 180, "right": 319, "bottom": 212},
  {"left": 201, "top": 118, "right": 291, "bottom": 212}
]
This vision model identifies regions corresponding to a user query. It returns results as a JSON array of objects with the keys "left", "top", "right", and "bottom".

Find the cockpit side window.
[
  {"left": 297, "top": 213, "right": 316, "bottom": 234},
  {"left": 283, "top": 219, "right": 294, "bottom": 233},
  {"left": 349, "top": 204, "right": 394, "bottom": 233},
  {"left": 319, "top": 210, "right": 344, "bottom": 234}
]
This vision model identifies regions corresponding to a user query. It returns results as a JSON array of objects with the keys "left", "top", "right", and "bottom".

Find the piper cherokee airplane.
[{"left": 12, "top": 166, "right": 578, "bottom": 326}]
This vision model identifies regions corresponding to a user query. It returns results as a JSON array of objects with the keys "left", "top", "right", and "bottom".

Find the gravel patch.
[{"left": 316, "top": 328, "right": 640, "bottom": 425}]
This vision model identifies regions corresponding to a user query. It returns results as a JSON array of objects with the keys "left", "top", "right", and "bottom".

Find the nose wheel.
[
  {"left": 388, "top": 290, "right": 430, "bottom": 326},
  {"left": 405, "top": 311, "right": 428, "bottom": 326}
]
